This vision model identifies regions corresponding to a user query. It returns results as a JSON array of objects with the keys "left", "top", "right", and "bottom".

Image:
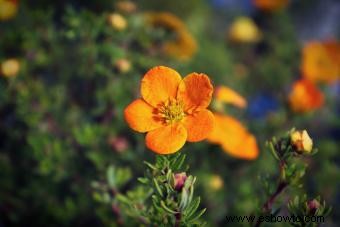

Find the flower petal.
[
  {"left": 288, "top": 79, "right": 324, "bottom": 113},
  {"left": 141, "top": 66, "right": 182, "bottom": 107},
  {"left": 215, "top": 86, "right": 247, "bottom": 108},
  {"left": 221, "top": 133, "right": 259, "bottom": 160},
  {"left": 145, "top": 123, "right": 187, "bottom": 154},
  {"left": 124, "top": 99, "right": 163, "bottom": 132},
  {"left": 177, "top": 73, "right": 213, "bottom": 113},
  {"left": 207, "top": 114, "right": 259, "bottom": 160},
  {"left": 183, "top": 109, "right": 215, "bottom": 142}
]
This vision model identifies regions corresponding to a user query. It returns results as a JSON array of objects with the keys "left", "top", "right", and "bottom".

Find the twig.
[
  {"left": 254, "top": 160, "right": 288, "bottom": 227},
  {"left": 175, "top": 212, "right": 181, "bottom": 227}
]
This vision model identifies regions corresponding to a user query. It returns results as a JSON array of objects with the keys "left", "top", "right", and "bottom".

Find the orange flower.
[
  {"left": 0, "top": 0, "right": 18, "bottom": 21},
  {"left": 208, "top": 114, "right": 259, "bottom": 160},
  {"left": 208, "top": 86, "right": 258, "bottom": 160},
  {"left": 215, "top": 85, "right": 247, "bottom": 108},
  {"left": 288, "top": 79, "right": 324, "bottom": 113},
  {"left": 253, "top": 0, "right": 289, "bottom": 12},
  {"left": 145, "top": 12, "right": 197, "bottom": 61},
  {"left": 124, "top": 66, "right": 214, "bottom": 154},
  {"left": 302, "top": 41, "right": 339, "bottom": 84}
]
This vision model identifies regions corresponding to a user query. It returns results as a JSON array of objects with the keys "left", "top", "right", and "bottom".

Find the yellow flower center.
[{"left": 158, "top": 99, "right": 185, "bottom": 124}]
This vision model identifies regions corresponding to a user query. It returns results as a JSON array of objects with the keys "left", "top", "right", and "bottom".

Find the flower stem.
[{"left": 175, "top": 212, "right": 181, "bottom": 227}]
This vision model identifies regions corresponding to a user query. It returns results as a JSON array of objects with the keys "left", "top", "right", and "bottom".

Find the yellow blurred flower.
[
  {"left": 1, "top": 58, "right": 20, "bottom": 77},
  {"left": 228, "top": 17, "right": 262, "bottom": 43},
  {"left": 145, "top": 12, "right": 197, "bottom": 61},
  {"left": 288, "top": 79, "right": 324, "bottom": 113},
  {"left": 290, "top": 130, "right": 313, "bottom": 154},
  {"left": 0, "top": 0, "right": 18, "bottom": 21},
  {"left": 114, "top": 58, "right": 131, "bottom": 73},
  {"left": 208, "top": 86, "right": 259, "bottom": 160},
  {"left": 209, "top": 175, "right": 224, "bottom": 191},
  {"left": 253, "top": 0, "right": 289, "bottom": 12},
  {"left": 108, "top": 13, "right": 127, "bottom": 31},
  {"left": 302, "top": 41, "right": 339, "bottom": 84},
  {"left": 115, "top": 1, "right": 137, "bottom": 13}
]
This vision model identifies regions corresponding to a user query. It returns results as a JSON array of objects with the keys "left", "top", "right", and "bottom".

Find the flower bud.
[
  {"left": 107, "top": 136, "right": 129, "bottom": 153},
  {"left": 108, "top": 13, "right": 127, "bottom": 31},
  {"left": 173, "top": 172, "right": 187, "bottom": 191},
  {"left": 290, "top": 130, "right": 313, "bottom": 154},
  {"left": 1, "top": 58, "right": 20, "bottom": 77},
  {"left": 307, "top": 199, "right": 320, "bottom": 215}
]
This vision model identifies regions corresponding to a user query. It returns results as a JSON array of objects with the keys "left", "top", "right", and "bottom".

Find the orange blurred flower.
[
  {"left": 302, "top": 41, "right": 339, "bottom": 84},
  {"left": 124, "top": 66, "right": 214, "bottom": 154},
  {"left": 0, "top": 0, "right": 18, "bottom": 21},
  {"left": 208, "top": 114, "right": 259, "bottom": 160},
  {"left": 115, "top": 1, "right": 137, "bottom": 13},
  {"left": 145, "top": 12, "right": 197, "bottom": 61},
  {"left": 288, "top": 79, "right": 324, "bottom": 113},
  {"left": 215, "top": 85, "right": 247, "bottom": 108},
  {"left": 253, "top": 0, "right": 289, "bottom": 12},
  {"left": 208, "top": 86, "right": 259, "bottom": 160}
]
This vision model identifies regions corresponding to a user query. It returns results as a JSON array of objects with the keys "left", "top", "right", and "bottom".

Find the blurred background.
[{"left": 0, "top": 0, "right": 339, "bottom": 226}]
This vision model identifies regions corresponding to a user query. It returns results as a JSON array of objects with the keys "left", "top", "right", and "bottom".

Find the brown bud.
[{"left": 173, "top": 172, "right": 187, "bottom": 191}]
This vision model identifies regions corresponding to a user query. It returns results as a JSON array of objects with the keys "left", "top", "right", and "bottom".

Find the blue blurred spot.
[
  {"left": 209, "top": 0, "right": 254, "bottom": 13},
  {"left": 247, "top": 94, "right": 278, "bottom": 119}
]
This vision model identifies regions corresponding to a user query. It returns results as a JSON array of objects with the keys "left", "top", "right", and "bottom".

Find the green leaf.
[
  {"left": 107, "top": 165, "right": 116, "bottom": 188},
  {"left": 160, "top": 200, "right": 178, "bottom": 214},
  {"left": 144, "top": 161, "right": 157, "bottom": 170},
  {"left": 138, "top": 177, "right": 149, "bottom": 184},
  {"left": 184, "top": 197, "right": 200, "bottom": 219},
  {"left": 186, "top": 208, "right": 206, "bottom": 223},
  {"left": 153, "top": 178, "right": 164, "bottom": 197}
]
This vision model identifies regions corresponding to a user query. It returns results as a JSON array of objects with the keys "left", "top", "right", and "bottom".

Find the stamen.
[{"left": 157, "top": 99, "right": 185, "bottom": 124}]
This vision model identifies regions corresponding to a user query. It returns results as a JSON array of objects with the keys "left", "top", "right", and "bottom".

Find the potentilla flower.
[
  {"left": 208, "top": 114, "right": 259, "bottom": 160},
  {"left": 145, "top": 12, "right": 197, "bottom": 61},
  {"left": 108, "top": 13, "right": 127, "bottom": 31},
  {"left": 208, "top": 86, "right": 259, "bottom": 160},
  {"left": 124, "top": 66, "right": 214, "bottom": 154},
  {"left": 228, "top": 17, "right": 262, "bottom": 43},
  {"left": 290, "top": 130, "right": 313, "bottom": 154},
  {"left": 1, "top": 58, "right": 20, "bottom": 77},
  {"left": 0, "top": 0, "right": 18, "bottom": 21},
  {"left": 302, "top": 41, "right": 339, "bottom": 84},
  {"left": 288, "top": 79, "right": 324, "bottom": 113},
  {"left": 253, "top": 0, "right": 289, "bottom": 12},
  {"left": 215, "top": 85, "right": 247, "bottom": 108}
]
